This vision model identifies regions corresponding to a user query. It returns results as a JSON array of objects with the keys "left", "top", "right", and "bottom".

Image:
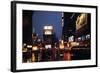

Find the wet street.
[{"left": 22, "top": 47, "right": 91, "bottom": 63}]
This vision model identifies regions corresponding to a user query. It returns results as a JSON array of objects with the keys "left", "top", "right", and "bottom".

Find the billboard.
[{"left": 76, "top": 13, "right": 87, "bottom": 30}]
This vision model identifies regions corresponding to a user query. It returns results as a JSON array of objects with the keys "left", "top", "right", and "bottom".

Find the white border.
[{"left": 16, "top": 3, "right": 96, "bottom": 70}]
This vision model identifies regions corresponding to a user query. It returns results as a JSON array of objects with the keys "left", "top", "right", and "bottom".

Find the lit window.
[
  {"left": 32, "top": 46, "right": 38, "bottom": 50},
  {"left": 44, "top": 26, "right": 53, "bottom": 30},
  {"left": 27, "top": 45, "right": 32, "bottom": 48},
  {"left": 68, "top": 36, "right": 74, "bottom": 42},
  {"left": 86, "top": 34, "right": 90, "bottom": 39},
  {"left": 45, "top": 45, "right": 51, "bottom": 49},
  {"left": 44, "top": 30, "right": 52, "bottom": 35}
]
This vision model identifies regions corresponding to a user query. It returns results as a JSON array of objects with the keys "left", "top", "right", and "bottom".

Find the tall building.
[
  {"left": 23, "top": 10, "right": 33, "bottom": 45},
  {"left": 75, "top": 13, "right": 91, "bottom": 40},
  {"left": 43, "top": 26, "right": 53, "bottom": 48},
  {"left": 63, "top": 13, "right": 79, "bottom": 42},
  {"left": 22, "top": 10, "right": 33, "bottom": 63}
]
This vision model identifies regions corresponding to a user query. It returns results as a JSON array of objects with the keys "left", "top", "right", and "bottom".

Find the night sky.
[{"left": 32, "top": 11, "right": 62, "bottom": 40}]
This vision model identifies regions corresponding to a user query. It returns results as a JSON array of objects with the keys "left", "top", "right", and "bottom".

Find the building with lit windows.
[{"left": 22, "top": 10, "right": 91, "bottom": 62}]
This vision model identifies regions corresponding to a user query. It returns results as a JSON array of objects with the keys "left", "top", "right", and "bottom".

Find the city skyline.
[{"left": 22, "top": 10, "right": 91, "bottom": 63}]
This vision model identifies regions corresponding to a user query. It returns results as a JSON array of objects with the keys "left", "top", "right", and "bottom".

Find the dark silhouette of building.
[
  {"left": 63, "top": 13, "right": 79, "bottom": 42},
  {"left": 23, "top": 10, "right": 33, "bottom": 45}
]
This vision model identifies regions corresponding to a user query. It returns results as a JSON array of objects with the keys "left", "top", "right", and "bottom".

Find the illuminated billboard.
[
  {"left": 43, "top": 26, "right": 53, "bottom": 35},
  {"left": 76, "top": 13, "right": 87, "bottom": 30}
]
